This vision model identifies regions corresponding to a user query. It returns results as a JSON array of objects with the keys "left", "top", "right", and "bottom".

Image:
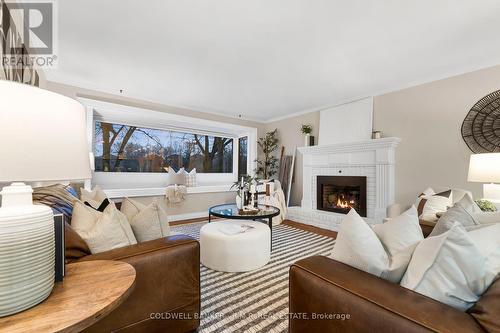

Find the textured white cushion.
[
  {"left": 401, "top": 224, "right": 497, "bottom": 310},
  {"left": 429, "top": 198, "right": 480, "bottom": 237},
  {"left": 71, "top": 201, "right": 137, "bottom": 254},
  {"left": 183, "top": 168, "right": 197, "bottom": 187},
  {"left": 372, "top": 206, "right": 423, "bottom": 256},
  {"left": 331, "top": 208, "right": 418, "bottom": 283},
  {"left": 166, "top": 167, "right": 186, "bottom": 186},
  {"left": 120, "top": 197, "right": 170, "bottom": 242}
]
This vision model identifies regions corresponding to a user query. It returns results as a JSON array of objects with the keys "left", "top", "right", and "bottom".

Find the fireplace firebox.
[{"left": 317, "top": 176, "right": 367, "bottom": 217}]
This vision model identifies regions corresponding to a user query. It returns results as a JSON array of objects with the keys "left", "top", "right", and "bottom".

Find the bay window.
[{"left": 81, "top": 98, "right": 257, "bottom": 196}]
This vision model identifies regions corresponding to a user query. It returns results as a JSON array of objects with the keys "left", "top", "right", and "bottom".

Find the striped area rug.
[{"left": 171, "top": 221, "right": 335, "bottom": 333}]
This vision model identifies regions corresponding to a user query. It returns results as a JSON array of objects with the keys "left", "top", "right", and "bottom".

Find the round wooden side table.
[{"left": 0, "top": 260, "right": 136, "bottom": 333}]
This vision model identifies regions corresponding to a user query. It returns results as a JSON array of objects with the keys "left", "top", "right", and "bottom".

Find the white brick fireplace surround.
[{"left": 287, "top": 137, "right": 401, "bottom": 231}]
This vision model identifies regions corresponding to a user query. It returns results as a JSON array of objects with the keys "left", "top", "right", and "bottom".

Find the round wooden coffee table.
[{"left": 0, "top": 260, "right": 136, "bottom": 333}]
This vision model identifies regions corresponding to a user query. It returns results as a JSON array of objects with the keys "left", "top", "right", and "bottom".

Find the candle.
[{"left": 241, "top": 177, "right": 244, "bottom": 188}]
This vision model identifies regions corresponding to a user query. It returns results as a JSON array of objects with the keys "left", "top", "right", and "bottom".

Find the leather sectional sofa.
[{"left": 289, "top": 256, "right": 499, "bottom": 332}]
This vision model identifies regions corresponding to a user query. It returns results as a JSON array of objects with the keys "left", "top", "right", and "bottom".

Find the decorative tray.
[{"left": 238, "top": 208, "right": 260, "bottom": 215}]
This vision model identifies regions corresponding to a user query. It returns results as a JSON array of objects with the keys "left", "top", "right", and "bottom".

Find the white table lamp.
[
  {"left": 0, "top": 81, "right": 91, "bottom": 316},
  {"left": 468, "top": 153, "right": 500, "bottom": 201}
]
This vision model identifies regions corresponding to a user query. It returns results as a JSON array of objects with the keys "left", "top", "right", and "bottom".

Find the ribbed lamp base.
[{"left": 0, "top": 183, "right": 55, "bottom": 317}]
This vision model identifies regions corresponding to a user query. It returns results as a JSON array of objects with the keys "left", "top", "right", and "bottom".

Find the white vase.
[
  {"left": 0, "top": 183, "right": 55, "bottom": 317},
  {"left": 304, "top": 133, "right": 311, "bottom": 147},
  {"left": 236, "top": 190, "right": 244, "bottom": 209}
]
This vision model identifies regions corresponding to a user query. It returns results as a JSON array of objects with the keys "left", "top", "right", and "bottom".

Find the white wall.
[
  {"left": 319, "top": 97, "right": 373, "bottom": 145},
  {"left": 264, "top": 112, "right": 320, "bottom": 206},
  {"left": 373, "top": 65, "right": 500, "bottom": 206}
]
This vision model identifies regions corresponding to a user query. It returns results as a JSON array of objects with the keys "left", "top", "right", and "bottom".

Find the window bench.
[{"left": 103, "top": 185, "right": 237, "bottom": 199}]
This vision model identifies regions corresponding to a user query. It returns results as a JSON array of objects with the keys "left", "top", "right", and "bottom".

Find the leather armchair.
[
  {"left": 76, "top": 235, "right": 200, "bottom": 333},
  {"left": 289, "top": 256, "right": 495, "bottom": 333}
]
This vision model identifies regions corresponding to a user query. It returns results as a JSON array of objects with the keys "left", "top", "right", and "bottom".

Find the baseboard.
[
  {"left": 168, "top": 211, "right": 208, "bottom": 222},
  {"left": 283, "top": 220, "right": 338, "bottom": 239}
]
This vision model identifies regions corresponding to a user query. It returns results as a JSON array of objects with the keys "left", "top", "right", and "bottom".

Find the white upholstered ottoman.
[{"left": 200, "top": 220, "right": 271, "bottom": 272}]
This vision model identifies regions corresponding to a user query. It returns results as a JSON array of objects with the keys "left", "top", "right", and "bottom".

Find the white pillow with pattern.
[{"left": 183, "top": 168, "right": 197, "bottom": 187}]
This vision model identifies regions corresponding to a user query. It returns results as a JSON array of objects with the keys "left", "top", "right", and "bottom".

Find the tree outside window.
[{"left": 94, "top": 121, "right": 233, "bottom": 173}]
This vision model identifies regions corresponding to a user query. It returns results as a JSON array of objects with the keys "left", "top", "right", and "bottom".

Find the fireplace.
[{"left": 317, "top": 176, "right": 367, "bottom": 217}]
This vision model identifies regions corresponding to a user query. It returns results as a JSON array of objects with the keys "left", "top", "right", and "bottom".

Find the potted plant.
[
  {"left": 255, "top": 129, "right": 279, "bottom": 181},
  {"left": 231, "top": 175, "right": 255, "bottom": 208},
  {"left": 301, "top": 124, "right": 312, "bottom": 146}
]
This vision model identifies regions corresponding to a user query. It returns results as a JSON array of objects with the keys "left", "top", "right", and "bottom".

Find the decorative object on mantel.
[
  {"left": 255, "top": 129, "right": 279, "bottom": 180},
  {"left": 301, "top": 124, "right": 314, "bottom": 147},
  {"left": 0, "top": 81, "right": 91, "bottom": 317},
  {"left": 461, "top": 90, "right": 500, "bottom": 153},
  {"left": 372, "top": 131, "right": 382, "bottom": 139}
]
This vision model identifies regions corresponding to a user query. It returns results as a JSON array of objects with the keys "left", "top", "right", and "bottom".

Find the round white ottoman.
[{"left": 200, "top": 220, "right": 271, "bottom": 272}]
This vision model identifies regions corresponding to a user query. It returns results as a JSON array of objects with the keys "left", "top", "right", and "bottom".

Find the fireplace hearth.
[{"left": 317, "top": 176, "right": 367, "bottom": 217}]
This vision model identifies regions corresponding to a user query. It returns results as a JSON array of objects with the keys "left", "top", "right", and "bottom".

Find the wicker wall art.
[{"left": 461, "top": 90, "right": 500, "bottom": 153}]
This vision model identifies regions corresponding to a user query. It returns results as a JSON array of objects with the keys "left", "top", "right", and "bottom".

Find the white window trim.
[
  {"left": 80, "top": 98, "right": 257, "bottom": 194},
  {"left": 103, "top": 185, "right": 237, "bottom": 200}
]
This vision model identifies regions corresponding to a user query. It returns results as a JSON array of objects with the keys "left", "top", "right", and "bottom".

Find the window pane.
[
  {"left": 94, "top": 121, "right": 233, "bottom": 173},
  {"left": 238, "top": 136, "right": 248, "bottom": 177}
]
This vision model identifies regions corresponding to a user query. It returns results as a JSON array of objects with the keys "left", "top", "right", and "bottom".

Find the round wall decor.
[{"left": 461, "top": 90, "right": 500, "bottom": 153}]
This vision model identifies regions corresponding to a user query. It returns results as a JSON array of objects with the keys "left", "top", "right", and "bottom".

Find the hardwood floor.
[
  {"left": 283, "top": 219, "right": 337, "bottom": 239},
  {"left": 169, "top": 216, "right": 216, "bottom": 226}
]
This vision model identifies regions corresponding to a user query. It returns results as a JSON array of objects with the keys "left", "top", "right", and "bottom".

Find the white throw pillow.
[
  {"left": 429, "top": 199, "right": 480, "bottom": 237},
  {"left": 120, "top": 197, "right": 170, "bottom": 242},
  {"left": 456, "top": 193, "right": 481, "bottom": 212},
  {"left": 372, "top": 205, "right": 423, "bottom": 256},
  {"left": 71, "top": 201, "right": 137, "bottom": 254},
  {"left": 166, "top": 167, "right": 186, "bottom": 186},
  {"left": 183, "top": 168, "right": 198, "bottom": 187},
  {"left": 330, "top": 207, "right": 420, "bottom": 283},
  {"left": 415, "top": 188, "right": 452, "bottom": 222},
  {"left": 80, "top": 185, "right": 108, "bottom": 208},
  {"left": 469, "top": 223, "right": 500, "bottom": 285},
  {"left": 331, "top": 209, "right": 388, "bottom": 276},
  {"left": 400, "top": 224, "right": 497, "bottom": 311}
]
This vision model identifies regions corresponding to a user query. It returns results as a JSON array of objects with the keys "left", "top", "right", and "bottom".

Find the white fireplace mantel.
[
  {"left": 287, "top": 137, "right": 401, "bottom": 231},
  {"left": 297, "top": 137, "right": 401, "bottom": 155}
]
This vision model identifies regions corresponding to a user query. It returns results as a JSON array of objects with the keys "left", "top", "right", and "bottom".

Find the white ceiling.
[{"left": 46, "top": 0, "right": 500, "bottom": 122}]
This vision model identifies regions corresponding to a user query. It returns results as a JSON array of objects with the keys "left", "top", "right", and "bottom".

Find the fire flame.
[{"left": 336, "top": 197, "right": 356, "bottom": 209}]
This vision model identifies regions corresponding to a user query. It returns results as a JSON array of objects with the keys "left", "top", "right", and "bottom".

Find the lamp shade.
[
  {"left": 467, "top": 153, "right": 500, "bottom": 183},
  {"left": 0, "top": 81, "right": 91, "bottom": 182}
]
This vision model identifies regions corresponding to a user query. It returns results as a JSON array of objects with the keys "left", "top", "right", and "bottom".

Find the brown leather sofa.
[
  {"left": 65, "top": 225, "right": 200, "bottom": 333},
  {"left": 289, "top": 252, "right": 500, "bottom": 332}
]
